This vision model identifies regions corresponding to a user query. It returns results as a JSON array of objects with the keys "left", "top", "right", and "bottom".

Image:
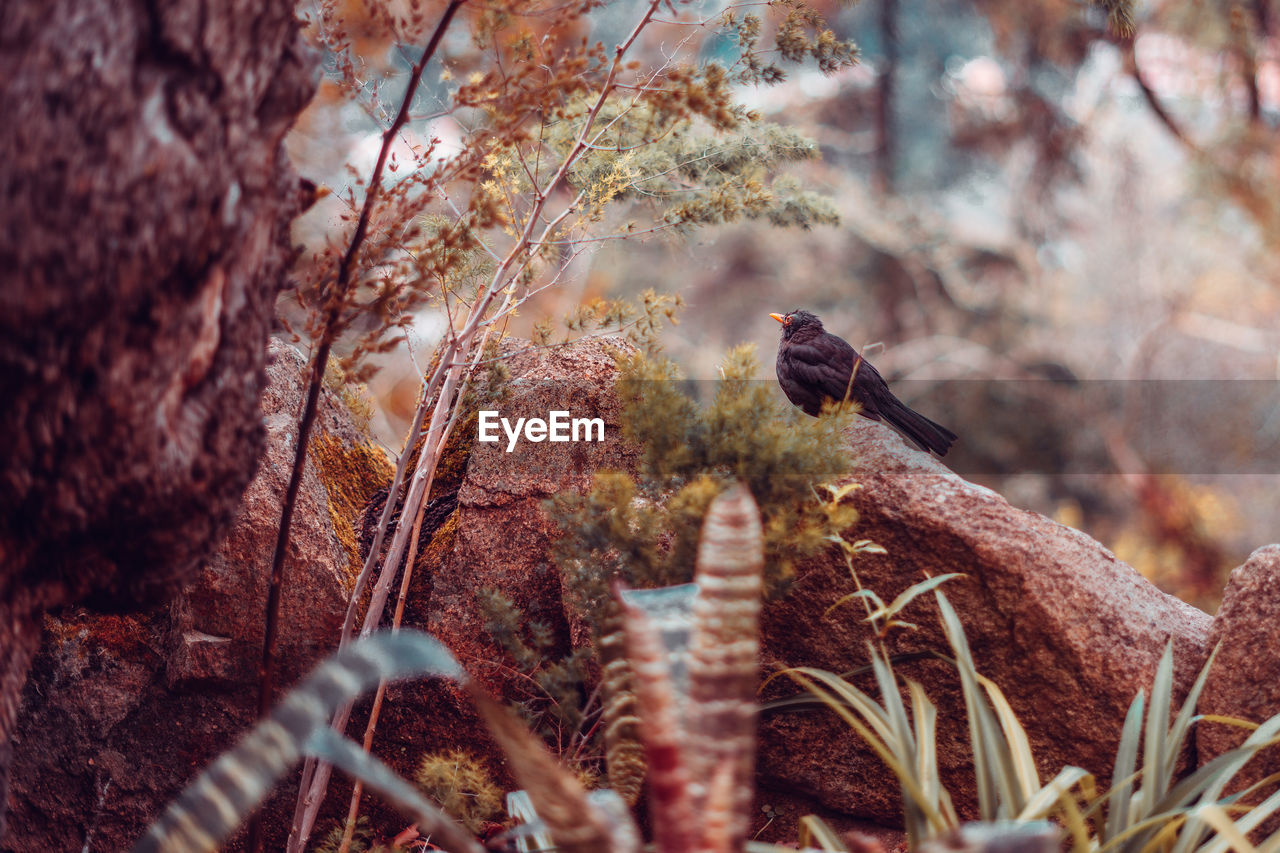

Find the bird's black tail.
[{"left": 879, "top": 397, "right": 958, "bottom": 456}]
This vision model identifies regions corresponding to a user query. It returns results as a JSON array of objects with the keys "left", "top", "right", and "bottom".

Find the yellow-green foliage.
[
  {"left": 556, "top": 101, "right": 840, "bottom": 230},
  {"left": 411, "top": 214, "right": 498, "bottom": 299},
  {"left": 311, "top": 816, "right": 387, "bottom": 853},
  {"left": 549, "top": 343, "right": 858, "bottom": 625},
  {"left": 414, "top": 750, "right": 504, "bottom": 834},
  {"left": 475, "top": 588, "right": 593, "bottom": 740},
  {"left": 323, "top": 355, "right": 376, "bottom": 433}
]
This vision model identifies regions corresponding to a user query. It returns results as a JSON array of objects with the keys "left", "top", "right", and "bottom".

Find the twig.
[
  {"left": 261, "top": 4, "right": 466, "bottom": 853},
  {"left": 335, "top": 487, "right": 430, "bottom": 853},
  {"left": 285, "top": 352, "right": 450, "bottom": 853},
  {"left": 287, "top": 3, "right": 664, "bottom": 848},
  {"left": 290, "top": 321, "right": 489, "bottom": 851},
  {"left": 1124, "top": 42, "right": 1200, "bottom": 154}
]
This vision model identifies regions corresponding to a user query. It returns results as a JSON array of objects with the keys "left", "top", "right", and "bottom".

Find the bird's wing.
[{"left": 783, "top": 340, "right": 863, "bottom": 403}]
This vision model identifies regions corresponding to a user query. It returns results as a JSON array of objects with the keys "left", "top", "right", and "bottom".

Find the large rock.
[
  {"left": 358, "top": 337, "right": 642, "bottom": 836},
  {"left": 758, "top": 418, "right": 1214, "bottom": 825},
  {"left": 431, "top": 337, "right": 641, "bottom": 663},
  {"left": 3, "top": 337, "right": 641, "bottom": 852},
  {"left": 1197, "top": 546, "right": 1280, "bottom": 821},
  {"left": 2, "top": 341, "right": 390, "bottom": 853},
  {"left": 9, "top": 338, "right": 1257, "bottom": 850}
]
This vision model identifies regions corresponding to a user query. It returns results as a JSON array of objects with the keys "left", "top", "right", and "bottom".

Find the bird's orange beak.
[{"left": 769, "top": 312, "right": 786, "bottom": 324}]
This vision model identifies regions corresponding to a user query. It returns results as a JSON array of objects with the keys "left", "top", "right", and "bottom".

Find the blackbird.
[{"left": 772, "top": 309, "right": 957, "bottom": 456}]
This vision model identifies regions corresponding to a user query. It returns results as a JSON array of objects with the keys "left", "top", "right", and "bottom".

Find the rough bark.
[{"left": 0, "top": 0, "right": 316, "bottom": 836}]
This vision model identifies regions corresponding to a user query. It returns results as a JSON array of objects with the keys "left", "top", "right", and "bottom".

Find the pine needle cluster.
[
  {"left": 414, "top": 749, "right": 504, "bottom": 835},
  {"left": 549, "top": 343, "right": 859, "bottom": 631},
  {"left": 475, "top": 588, "right": 594, "bottom": 741},
  {"left": 557, "top": 104, "right": 840, "bottom": 230}
]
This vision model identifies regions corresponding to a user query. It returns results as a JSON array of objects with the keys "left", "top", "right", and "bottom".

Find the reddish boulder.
[
  {"left": 3, "top": 336, "right": 641, "bottom": 852},
  {"left": 758, "top": 419, "right": 1213, "bottom": 824},
  {"left": 166, "top": 342, "right": 390, "bottom": 689},
  {"left": 362, "top": 337, "right": 642, "bottom": 828},
  {"left": 3, "top": 340, "right": 391, "bottom": 853},
  {"left": 1196, "top": 546, "right": 1280, "bottom": 820}
]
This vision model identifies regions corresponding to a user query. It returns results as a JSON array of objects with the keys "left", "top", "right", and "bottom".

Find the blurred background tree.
[{"left": 286, "top": 0, "right": 1278, "bottom": 618}]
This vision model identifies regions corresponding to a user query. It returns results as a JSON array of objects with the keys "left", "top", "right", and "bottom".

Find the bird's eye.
[{"left": 784, "top": 315, "right": 792, "bottom": 326}]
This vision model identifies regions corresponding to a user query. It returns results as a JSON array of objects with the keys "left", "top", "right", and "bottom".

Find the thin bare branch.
[
  {"left": 271, "top": 7, "right": 467, "bottom": 851},
  {"left": 1124, "top": 42, "right": 1200, "bottom": 154},
  {"left": 287, "top": 4, "right": 668, "bottom": 847}
]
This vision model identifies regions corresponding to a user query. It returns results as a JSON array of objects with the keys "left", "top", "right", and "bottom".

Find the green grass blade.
[
  {"left": 1229, "top": 771, "right": 1280, "bottom": 805},
  {"left": 881, "top": 574, "right": 965, "bottom": 623},
  {"left": 1057, "top": 777, "right": 1098, "bottom": 852},
  {"left": 1257, "top": 795, "right": 1280, "bottom": 853},
  {"left": 1141, "top": 644, "right": 1176, "bottom": 815},
  {"left": 784, "top": 667, "right": 952, "bottom": 844},
  {"left": 1096, "top": 809, "right": 1197, "bottom": 853},
  {"left": 935, "top": 591, "right": 999, "bottom": 820},
  {"left": 937, "top": 591, "right": 1028, "bottom": 819},
  {"left": 824, "top": 589, "right": 882, "bottom": 618},
  {"left": 1156, "top": 714, "right": 1280, "bottom": 814},
  {"left": 980, "top": 674, "right": 1040, "bottom": 801},
  {"left": 1164, "top": 645, "right": 1220, "bottom": 785},
  {"left": 869, "top": 651, "right": 933, "bottom": 845},
  {"left": 907, "top": 678, "right": 959, "bottom": 831},
  {"left": 1106, "top": 690, "right": 1146, "bottom": 842},
  {"left": 1016, "top": 766, "right": 1092, "bottom": 821},
  {"left": 908, "top": 679, "right": 943, "bottom": 818},
  {"left": 870, "top": 644, "right": 914, "bottom": 750},
  {"left": 1179, "top": 803, "right": 1257, "bottom": 853},
  {"left": 783, "top": 667, "right": 896, "bottom": 745}
]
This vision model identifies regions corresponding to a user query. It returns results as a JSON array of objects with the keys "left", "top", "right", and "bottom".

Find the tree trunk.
[{"left": 0, "top": 0, "right": 316, "bottom": 838}]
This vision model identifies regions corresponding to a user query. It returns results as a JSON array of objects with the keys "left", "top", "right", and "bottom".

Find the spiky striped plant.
[{"left": 621, "top": 482, "right": 764, "bottom": 853}]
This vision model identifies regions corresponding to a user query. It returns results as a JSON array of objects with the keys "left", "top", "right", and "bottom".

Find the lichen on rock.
[{"left": 311, "top": 431, "right": 394, "bottom": 588}]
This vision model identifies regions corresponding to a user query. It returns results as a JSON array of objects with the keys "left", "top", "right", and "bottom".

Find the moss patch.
[
  {"left": 402, "top": 506, "right": 461, "bottom": 630},
  {"left": 415, "top": 506, "right": 460, "bottom": 576},
  {"left": 434, "top": 410, "right": 478, "bottom": 496},
  {"left": 399, "top": 409, "right": 478, "bottom": 500},
  {"left": 311, "top": 431, "right": 395, "bottom": 588}
]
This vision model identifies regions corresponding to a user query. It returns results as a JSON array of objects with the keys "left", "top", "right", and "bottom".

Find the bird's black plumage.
[{"left": 772, "top": 309, "right": 957, "bottom": 456}]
